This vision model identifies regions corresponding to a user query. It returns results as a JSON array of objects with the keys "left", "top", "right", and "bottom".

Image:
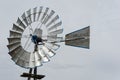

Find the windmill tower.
[{"left": 7, "top": 6, "right": 90, "bottom": 80}]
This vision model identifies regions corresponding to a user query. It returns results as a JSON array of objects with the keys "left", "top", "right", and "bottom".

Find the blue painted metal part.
[{"left": 31, "top": 35, "right": 37, "bottom": 44}]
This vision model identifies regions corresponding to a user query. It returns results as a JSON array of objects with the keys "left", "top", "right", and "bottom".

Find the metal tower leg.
[
  {"left": 28, "top": 68, "right": 33, "bottom": 80},
  {"left": 34, "top": 67, "right": 37, "bottom": 80}
]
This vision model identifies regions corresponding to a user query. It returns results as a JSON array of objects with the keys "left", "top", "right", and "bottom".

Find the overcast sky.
[{"left": 0, "top": 0, "right": 120, "bottom": 80}]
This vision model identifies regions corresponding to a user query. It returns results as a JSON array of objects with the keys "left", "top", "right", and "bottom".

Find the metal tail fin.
[{"left": 65, "top": 26, "right": 90, "bottom": 49}]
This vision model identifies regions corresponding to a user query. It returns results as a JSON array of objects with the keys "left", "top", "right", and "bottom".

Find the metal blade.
[
  {"left": 47, "top": 34, "right": 57, "bottom": 39},
  {"left": 21, "top": 12, "right": 28, "bottom": 26},
  {"left": 42, "top": 45, "right": 55, "bottom": 57},
  {"left": 33, "top": 7, "right": 37, "bottom": 22},
  {"left": 8, "top": 35, "right": 30, "bottom": 39},
  {"left": 46, "top": 34, "right": 56, "bottom": 41},
  {"left": 65, "top": 26, "right": 90, "bottom": 49},
  {"left": 44, "top": 42, "right": 60, "bottom": 51},
  {"left": 37, "top": 6, "right": 43, "bottom": 21},
  {"left": 16, "top": 17, "right": 26, "bottom": 29},
  {"left": 13, "top": 24, "right": 24, "bottom": 33},
  {"left": 18, "top": 52, "right": 30, "bottom": 68},
  {"left": 11, "top": 47, "right": 24, "bottom": 62},
  {"left": 38, "top": 49, "right": 50, "bottom": 62},
  {"left": 19, "top": 52, "right": 30, "bottom": 62},
  {"left": 8, "top": 46, "right": 21, "bottom": 57},
  {"left": 41, "top": 7, "right": 49, "bottom": 23},
  {"left": 46, "top": 15, "right": 59, "bottom": 27},
  {"left": 29, "top": 52, "right": 35, "bottom": 68},
  {"left": 26, "top": 9, "right": 32, "bottom": 25},
  {"left": 16, "top": 59, "right": 25, "bottom": 68},
  {"left": 7, "top": 37, "right": 21, "bottom": 44},
  {"left": 34, "top": 51, "right": 42, "bottom": 67},
  {"left": 43, "top": 10, "right": 55, "bottom": 24},
  {"left": 47, "top": 51, "right": 55, "bottom": 58},
  {"left": 10, "top": 30, "right": 22, "bottom": 37},
  {"left": 49, "top": 29, "right": 63, "bottom": 35},
  {"left": 7, "top": 42, "right": 21, "bottom": 53},
  {"left": 48, "top": 21, "right": 62, "bottom": 31}
]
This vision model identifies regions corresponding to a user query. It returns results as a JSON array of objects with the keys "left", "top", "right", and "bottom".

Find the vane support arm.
[{"left": 46, "top": 37, "right": 88, "bottom": 43}]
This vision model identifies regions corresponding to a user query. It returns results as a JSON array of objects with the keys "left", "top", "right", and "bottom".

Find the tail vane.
[{"left": 65, "top": 26, "right": 90, "bottom": 49}]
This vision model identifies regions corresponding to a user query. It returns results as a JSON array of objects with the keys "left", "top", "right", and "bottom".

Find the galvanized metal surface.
[
  {"left": 65, "top": 26, "right": 90, "bottom": 49},
  {"left": 7, "top": 6, "right": 63, "bottom": 69}
]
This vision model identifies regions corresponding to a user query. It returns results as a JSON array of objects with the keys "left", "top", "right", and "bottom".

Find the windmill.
[{"left": 7, "top": 6, "right": 90, "bottom": 80}]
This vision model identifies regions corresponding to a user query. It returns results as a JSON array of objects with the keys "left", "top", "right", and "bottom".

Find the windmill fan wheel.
[{"left": 7, "top": 6, "right": 63, "bottom": 69}]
